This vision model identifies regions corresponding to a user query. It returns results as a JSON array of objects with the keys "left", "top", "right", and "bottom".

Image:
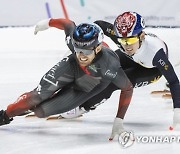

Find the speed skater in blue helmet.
[{"left": 72, "top": 23, "right": 104, "bottom": 54}]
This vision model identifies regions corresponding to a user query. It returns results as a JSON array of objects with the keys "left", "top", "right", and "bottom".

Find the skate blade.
[
  {"left": 25, "top": 113, "right": 36, "bottom": 118},
  {"left": 17, "top": 110, "right": 32, "bottom": 116},
  {"left": 162, "top": 93, "right": 172, "bottom": 99},
  {"left": 46, "top": 115, "right": 83, "bottom": 120},
  {"left": 151, "top": 89, "right": 170, "bottom": 94},
  {"left": 46, "top": 115, "right": 64, "bottom": 120}
]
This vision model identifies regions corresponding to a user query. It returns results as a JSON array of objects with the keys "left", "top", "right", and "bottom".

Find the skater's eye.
[{"left": 118, "top": 36, "right": 139, "bottom": 45}]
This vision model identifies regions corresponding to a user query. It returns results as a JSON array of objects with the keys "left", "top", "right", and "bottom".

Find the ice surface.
[{"left": 0, "top": 27, "right": 180, "bottom": 154}]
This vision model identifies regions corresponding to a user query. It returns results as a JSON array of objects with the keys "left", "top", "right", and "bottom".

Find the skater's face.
[
  {"left": 118, "top": 36, "right": 140, "bottom": 56},
  {"left": 75, "top": 45, "right": 102, "bottom": 66},
  {"left": 76, "top": 50, "right": 95, "bottom": 66}
]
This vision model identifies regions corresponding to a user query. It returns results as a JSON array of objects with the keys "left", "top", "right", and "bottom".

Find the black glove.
[{"left": 0, "top": 110, "right": 13, "bottom": 126}]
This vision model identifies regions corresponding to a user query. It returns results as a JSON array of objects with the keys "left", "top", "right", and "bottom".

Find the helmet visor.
[
  {"left": 118, "top": 36, "right": 139, "bottom": 45},
  {"left": 74, "top": 47, "right": 94, "bottom": 55}
]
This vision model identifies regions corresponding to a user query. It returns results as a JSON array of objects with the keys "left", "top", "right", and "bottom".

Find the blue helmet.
[
  {"left": 114, "top": 11, "right": 145, "bottom": 37},
  {"left": 72, "top": 23, "right": 104, "bottom": 49}
]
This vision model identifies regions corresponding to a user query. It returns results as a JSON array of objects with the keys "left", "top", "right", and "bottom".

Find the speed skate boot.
[
  {"left": 60, "top": 98, "right": 108, "bottom": 119},
  {"left": 58, "top": 98, "right": 107, "bottom": 119},
  {"left": 0, "top": 110, "right": 13, "bottom": 126},
  {"left": 46, "top": 107, "right": 88, "bottom": 120},
  {"left": 60, "top": 107, "right": 88, "bottom": 119}
]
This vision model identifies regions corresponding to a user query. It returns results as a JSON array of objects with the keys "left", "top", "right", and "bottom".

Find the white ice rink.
[{"left": 0, "top": 27, "right": 180, "bottom": 154}]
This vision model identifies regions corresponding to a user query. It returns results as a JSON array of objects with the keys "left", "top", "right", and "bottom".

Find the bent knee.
[{"left": 33, "top": 107, "right": 46, "bottom": 118}]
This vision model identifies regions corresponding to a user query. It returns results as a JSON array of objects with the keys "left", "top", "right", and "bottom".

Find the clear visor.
[{"left": 74, "top": 47, "right": 94, "bottom": 55}]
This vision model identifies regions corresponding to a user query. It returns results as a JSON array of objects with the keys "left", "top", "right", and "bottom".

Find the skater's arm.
[
  {"left": 112, "top": 67, "right": 133, "bottom": 119},
  {"left": 153, "top": 48, "right": 180, "bottom": 108},
  {"left": 109, "top": 67, "right": 133, "bottom": 140},
  {"left": 34, "top": 18, "right": 75, "bottom": 36}
]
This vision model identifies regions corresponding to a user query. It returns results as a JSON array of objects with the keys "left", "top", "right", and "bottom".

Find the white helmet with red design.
[{"left": 114, "top": 11, "right": 145, "bottom": 37}]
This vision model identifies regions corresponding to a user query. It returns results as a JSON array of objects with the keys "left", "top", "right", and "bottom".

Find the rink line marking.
[
  {"left": 59, "top": 0, "right": 69, "bottom": 19},
  {"left": 45, "top": 2, "right": 52, "bottom": 18}
]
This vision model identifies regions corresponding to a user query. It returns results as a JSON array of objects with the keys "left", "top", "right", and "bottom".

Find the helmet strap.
[
  {"left": 94, "top": 49, "right": 97, "bottom": 56},
  {"left": 138, "top": 31, "right": 144, "bottom": 49},
  {"left": 94, "top": 44, "right": 102, "bottom": 55}
]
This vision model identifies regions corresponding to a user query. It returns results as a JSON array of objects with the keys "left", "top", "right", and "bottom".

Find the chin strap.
[
  {"left": 93, "top": 49, "right": 97, "bottom": 56},
  {"left": 138, "top": 32, "right": 144, "bottom": 49}
]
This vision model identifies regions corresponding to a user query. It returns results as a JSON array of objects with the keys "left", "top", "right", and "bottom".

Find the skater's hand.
[
  {"left": 34, "top": 19, "right": 50, "bottom": 35},
  {"left": 170, "top": 108, "right": 180, "bottom": 131},
  {"left": 109, "top": 117, "right": 124, "bottom": 141}
]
